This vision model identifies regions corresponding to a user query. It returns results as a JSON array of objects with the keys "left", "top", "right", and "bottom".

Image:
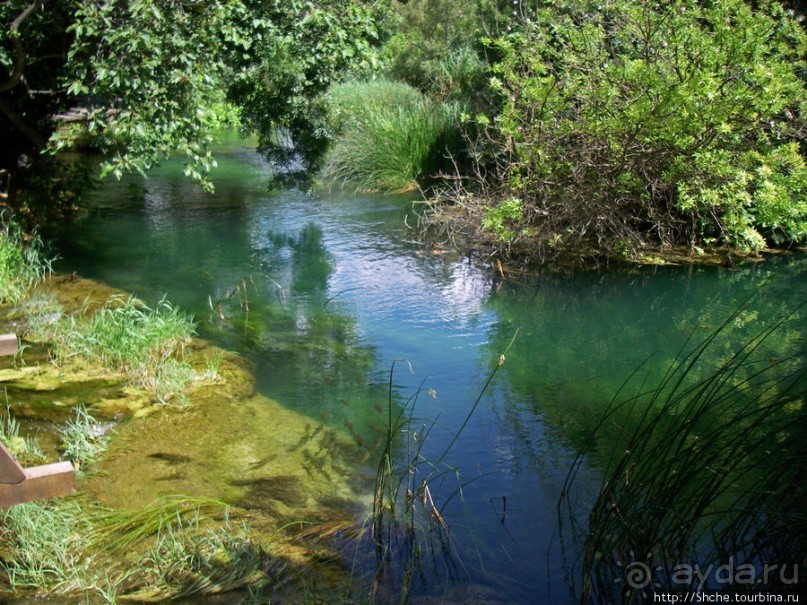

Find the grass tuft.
[
  {"left": 324, "top": 80, "right": 463, "bottom": 193},
  {"left": 0, "top": 219, "right": 52, "bottom": 305},
  {"left": 37, "top": 295, "right": 196, "bottom": 402},
  {"left": 0, "top": 500, "right": 92, "bottom": 593},
  {"left": 58, "top": 405, "right": 108, "bottom": 474}
]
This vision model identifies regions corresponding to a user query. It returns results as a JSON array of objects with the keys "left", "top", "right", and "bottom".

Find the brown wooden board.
[
  {"left": 0, "top": 334, "right": 18, "bottom": 357},
  {"left": 0, "top": 462, "right": 75, "bottom": 507}
]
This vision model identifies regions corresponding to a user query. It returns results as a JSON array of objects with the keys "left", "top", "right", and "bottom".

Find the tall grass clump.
[
  {"left": 324, "top": 80, "right": 463, "bottom": 193},
  {"left": 559, "top": 303, "right": 807, "bottom": 603},
  {"left": 0, "top": 219, "right": 51, "bottom": 305},
  {"left": 46, "top": 295, "right": 196, "bottom": 402},
  {"left": 0, "top": 501, "right": 92, "bottom": 593}
]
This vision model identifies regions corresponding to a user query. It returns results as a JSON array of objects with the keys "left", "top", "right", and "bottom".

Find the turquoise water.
[{"left": 46, "top": 135, "right": 806, "bottom": 602}]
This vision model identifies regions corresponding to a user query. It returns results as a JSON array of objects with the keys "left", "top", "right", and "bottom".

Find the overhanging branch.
[{"left": 0, "top": 2, "right": 41, "bottom": 93}]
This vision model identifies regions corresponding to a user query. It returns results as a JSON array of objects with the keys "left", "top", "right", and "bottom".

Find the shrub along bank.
[{"left": 331, "top": 0, "right": 807, "bottom": 264}]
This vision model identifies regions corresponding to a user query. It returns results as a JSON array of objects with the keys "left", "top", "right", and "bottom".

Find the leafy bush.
[
  {"left": 480, "top": 0, "right": 806, "bottom": 253},
  {"left": 482, "top": 197, "right": 525, "bottom": 243},
  {"left": 324, "top": 80, "right": 463, "bottom": 192}
]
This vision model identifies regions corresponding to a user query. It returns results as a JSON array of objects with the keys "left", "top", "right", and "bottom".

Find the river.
[{"left": 44, "top": 134, "right": 807, "bottom": 603}]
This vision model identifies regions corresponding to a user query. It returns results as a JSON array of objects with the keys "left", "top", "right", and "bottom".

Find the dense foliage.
[
  {"left": 472, "top": 0, "right": 807, "bottom": 255},
  {"left": 382, "top": 0, "right": 499, "bottom": 102},
  {"left": 1, "top": 0, "right": 393, "bottom": 217},
  {"left": 3, "top": 0, "right": 806, "bottom": 259}
]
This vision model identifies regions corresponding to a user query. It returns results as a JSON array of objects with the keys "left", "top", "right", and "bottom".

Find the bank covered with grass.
[{"left": 0, "top": 224, "right": 374, "bottom": 602}]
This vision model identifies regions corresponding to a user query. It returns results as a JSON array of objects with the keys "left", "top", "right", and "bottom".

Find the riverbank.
[
  {"left": 418, "top": 198, "right": 804, "bottom": 271},
  {"left": 0, "top": 272, "right": 372, "bottom": 602}
]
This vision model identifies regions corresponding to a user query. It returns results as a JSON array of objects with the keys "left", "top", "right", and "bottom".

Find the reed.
[
  {"left": 370, "top": 333, "right": 517, "bottom": 602},
  {"left": 559, "top": 302, "right": 807, "bottom": 602},
  {"left": 324, "top": 80, "right": 463, "bottom": 193}
]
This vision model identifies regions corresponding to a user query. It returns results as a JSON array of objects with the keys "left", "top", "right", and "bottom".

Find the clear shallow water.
[{"left": 46, "top": 135, "right": 807, "bottom": 603}]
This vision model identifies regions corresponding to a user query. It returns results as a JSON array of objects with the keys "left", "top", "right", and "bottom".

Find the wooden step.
[{"left": 0, "top": 334, "right": 77, "bottom": 506}]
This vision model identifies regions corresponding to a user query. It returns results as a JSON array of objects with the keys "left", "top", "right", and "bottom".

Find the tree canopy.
[
  {"left": 2, "top": 0, "right": 806, "bottom": 258},
  {"left": 1, "top": 0, "right": 393, "bottom": 216}
]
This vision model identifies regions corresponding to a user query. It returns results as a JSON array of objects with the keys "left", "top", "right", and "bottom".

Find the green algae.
[
  {"left": 0, "top": 273, "right": 374, "bottom": 602},
  {"left": 81, "top": 391, "right": 367, "bottom": 514}
]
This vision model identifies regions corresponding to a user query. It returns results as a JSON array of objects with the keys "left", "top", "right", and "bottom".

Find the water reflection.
[
  {"left": 45, "top": 135, "right": 807, "bottom": 604},
  {"left": 485, "top": 259, "right": 807, "bottom": 451}
]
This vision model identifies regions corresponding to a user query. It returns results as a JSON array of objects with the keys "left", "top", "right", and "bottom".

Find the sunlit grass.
[
  {"left": 58, "top": 405, "right": 107, "bottom": 474},
  {"left": 0, "top": 220, "right": 51, "bottom": 305},
  {"left": 0, "top": 500, "right": 92, "bottom": 593},
  {"left": 31, "top": 295, "right": 196, "bottom": 402},
  {"left": 324, "top": 80, "right": 463, "bottom": 193}
]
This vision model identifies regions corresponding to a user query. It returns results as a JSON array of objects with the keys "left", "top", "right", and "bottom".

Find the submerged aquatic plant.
[
  {"left": 0, "top": 495, "right": 272, "bottom": 601},
  {"left": 89, "top": 496, "right": 273, "bottom": 602},
  {"left": 559, "top": 302, "right": 807, "bottom": 603}
]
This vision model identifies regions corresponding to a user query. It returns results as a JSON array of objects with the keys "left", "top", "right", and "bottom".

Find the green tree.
[
  {"left": 1, "top": 0, "right": 392, "bottom": 217},
  {"left": 1, "top": 1, "right": 85, "bottom": 221},
  {"left": 476, "top": 0, "right": 806, "bottom": 255}
]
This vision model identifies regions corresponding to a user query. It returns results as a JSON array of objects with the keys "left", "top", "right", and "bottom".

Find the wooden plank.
[
  {"left": 0, "top": 334, "right": 18, "bottom": 357},
  {"left": 0, "top": 331, "right": 77, "bottom": 506},
  {"left": 0, "top": 461, "right": 75, "bottom": 507},
  {"left": 0, "top": 442, "right": 26, "bottom": 484}
]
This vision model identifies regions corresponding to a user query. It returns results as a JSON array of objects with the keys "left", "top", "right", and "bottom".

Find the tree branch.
[
  {"left": 0, "top": 96, "right": 46, "bottom": 149},
  {"left": 0, "top": 2, "right": 41, "bottom": 93}
]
